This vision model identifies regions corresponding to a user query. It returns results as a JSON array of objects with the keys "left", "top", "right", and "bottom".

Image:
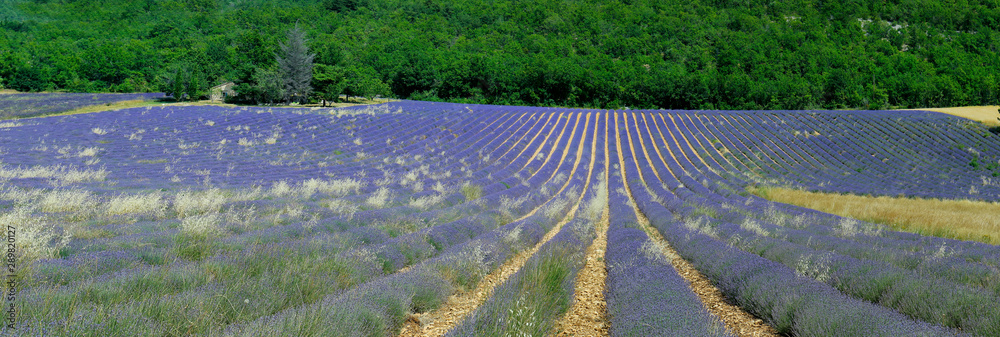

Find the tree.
[
  {"left": 235, "top": 66, "right": 285, "bottom": 105},
  {"left": 343, "top": 65, "right": 390, "bottom": 101},
  {"left": 166, "top": 68, "right": 187, "bottom": 101},
  {"left": 312, "top": 64, "right": 346, "bottom": 106},
  {"left": 164, "top": 66, "right": 205, "bottom": 101},
  {"left": 357, "top": 76, "right": 391, "bottom": 101},
  {"left": 277, "top": 24, "right": 315, "bottom": 104},
  {"left": 991, "top": 108, "right": 1000, "bottom": 135},
  {"left": 323, "top": 0, "right": 367, "bottom": 12},
  {"left": 185, "top": 70, "right": 205, "bottom": 101}
]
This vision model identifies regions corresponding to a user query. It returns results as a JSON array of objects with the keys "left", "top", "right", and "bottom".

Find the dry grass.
[
  {"left": 15, "top": 98, "right": 394, "bottom": 121},
  {"left": 26, "top": 99, "right": 161, "bottom": 119},
  {"left": 751, "top": 187, "right": 1000, "bottom": 245},
  {"left": 902, "top": 105, "right": 1000, "bottom": 126}
]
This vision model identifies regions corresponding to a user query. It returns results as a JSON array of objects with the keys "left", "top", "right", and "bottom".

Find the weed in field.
[
  {"left": 582, "top": 171, "right": 608, "bottom": 221},
  {"left": 794, "top": 252, "right": 833, "bottom": 282},
  {"left": 0, "top": 186, "right": 44, "bottom": 203},
  {"left": 409, "top": 193, "right": 445, "bottom": 210},
  {"left": 2, "top": 207, "right": 71, "bottom": 261},
  {"left": 174, "top": 188, "right": 228, "bottom": 217},
  {"left": 127, "top": 129, "right": 145, "bottom": 140},
  {"left": 325, "top": 198, "right": 359, "bottom": 219},
  {"left": 740, "top": 219, "right": 770, "bottom": 237},
  {"left": 181, "top": 212, "right": 222, "bottom": 235},
  {"left": 175, "top": 230, "right": 216, "bottom": 261},
  {"left": 270, "top": 180, "right": 294, "bottom": 197},
  {"left": 461, "top": 183, "right": 483, "bottom": 201},
  {"left": 432, "top": 181, "right": 448, "bottom": 194},
  {"left": 76, "top": 147, "right": 100, "bottom": 157},
  {"left": 499, "top": 195, "right": 528, "bottom": 223},
  {"left": 265, "top": 132, "right": 281, "bottom": 145},
  {"left": 542, "top": 195, "right": 570, "bottom": 220},
  {"left": 224, "top": 205, "right": 258, "bottom": 230},
  {"left": 684, "top": 202, "right": 719, "bottom": 219},
  {"left": 683, "top": 216, "right": 719, "bottom": 238},
  {"left": 40, "top": 189, "right": 96, "bottom": 213},
  {"left": 366, "top": 187, "right": 392, "bottom": 208},
  {"left": 639, "top": 239, "right": 670, "bottom": 264},
  {"left": 0, "top": 164, "right": 108, "bottom": 185}
]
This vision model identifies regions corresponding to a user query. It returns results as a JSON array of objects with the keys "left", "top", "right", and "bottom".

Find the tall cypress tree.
[
  {"left": 277, "top": 24, "right": 315, "bottom": 104},
  {"left": 168, "top": 68, "right": 186, "bottom": 101}
]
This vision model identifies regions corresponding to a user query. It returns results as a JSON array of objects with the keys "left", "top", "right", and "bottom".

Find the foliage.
[
  {"left": 345, "top": 66, "right": 392, "bottom": 101},
  {"left": 232, "top": 67, "right": 286, "bottom": 105},
  {"left": 312, "top": 64, "right": 347, "bottom": 106},
  {"left": 322, "top": 0, "right": 368, "bottom": 13},
  {"left": 277, "top": 24, "right": 315, "bottom": 104},
  {"left": 992, "top": 108, "right": 1000, "bottom": 134},
  {"left": 1, "top": 0, "right": 1000, "bottom": 109},
  {"left": 164, "top": 66, "right": 206, "bottom": 102}
]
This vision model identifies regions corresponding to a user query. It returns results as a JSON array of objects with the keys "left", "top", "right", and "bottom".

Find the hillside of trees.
[{"left": 1, "top": 0, "right": 999, "bottom": 110}]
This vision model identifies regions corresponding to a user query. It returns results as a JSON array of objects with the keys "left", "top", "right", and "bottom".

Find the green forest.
[{"left": 1, "top": 0, "right": 999, "bottom": 109}]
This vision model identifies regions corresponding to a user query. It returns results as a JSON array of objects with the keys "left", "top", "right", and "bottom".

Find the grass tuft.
[{"left": 461, "top": 182, "right": 483, "bottom": 201}]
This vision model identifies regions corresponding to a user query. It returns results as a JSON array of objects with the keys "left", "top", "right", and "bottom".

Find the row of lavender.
[
  {"left": 614, "top": 110, "right": 999, "bottom": 335},
  {"left": 605, "top": 124, "right": 733, "bottom": 337},
  {"left": 698, "top": 110, "right": 1000, "bottom": 200}
]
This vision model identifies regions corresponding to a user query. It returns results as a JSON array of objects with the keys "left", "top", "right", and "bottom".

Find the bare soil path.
[{"left": 553, "top": 111, "right": 610, "bottom": 337}]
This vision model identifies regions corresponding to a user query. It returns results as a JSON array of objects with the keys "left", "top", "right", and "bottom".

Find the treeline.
[{"left": 1, "top": 0, "right": 999, "bottom": 109}]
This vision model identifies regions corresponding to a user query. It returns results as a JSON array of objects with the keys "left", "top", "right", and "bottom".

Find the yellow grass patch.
[
  {"left": 320, "top": 97, "right": 393, "bottom": 107},
  {"left": 750, "top": 186, "right": 1000, "bottom": 245},
  {"left": 15, "top": 97, "right": 395, "bottom": 120},
  {"left": 40, "top": 99, "right": 161, "bottom": 118},
  {"left": 903, "top": 105, "right": 1000, "bottom": 126}
]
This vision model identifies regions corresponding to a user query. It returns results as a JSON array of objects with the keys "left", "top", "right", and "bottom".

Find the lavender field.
[
  {"left": 0, "top": 93, "right": 167, "bottom": 120},
  {"left": 1, "top": 100, "right": 999, "bottom": 336}
]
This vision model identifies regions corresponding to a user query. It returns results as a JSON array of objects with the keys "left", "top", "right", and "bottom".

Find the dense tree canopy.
[{"left": 1, "top": 0, "right": 998, "bottom": 109}]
